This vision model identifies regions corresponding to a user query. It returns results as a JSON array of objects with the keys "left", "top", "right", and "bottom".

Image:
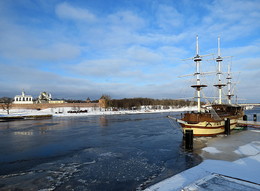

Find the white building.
[
  {"left": 37, "top": 92, "right": 52, "bottom": 103},
  {"left": 13, "top": 91, "right": 33, "bottom": 104}
]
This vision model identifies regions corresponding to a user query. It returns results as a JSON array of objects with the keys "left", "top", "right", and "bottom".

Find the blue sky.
[{"left": 0, "top": 0, "right": 259, "bottom": 103}]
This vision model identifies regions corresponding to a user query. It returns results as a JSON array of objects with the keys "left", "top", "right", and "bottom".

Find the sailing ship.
[{"left": 171, "top": 36, "right": 244, "bottom": 136}]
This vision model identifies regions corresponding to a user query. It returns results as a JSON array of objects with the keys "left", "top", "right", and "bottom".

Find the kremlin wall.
[
  {"left": 11, "top": 102, "right": 101, "bottom": 110},
  {"left": 4, "top": 91, "right": 106, "bottom": 110}
]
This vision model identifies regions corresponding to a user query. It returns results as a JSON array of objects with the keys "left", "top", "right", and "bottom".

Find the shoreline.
[
  {"left": 0, "top": 106, "right": 197, "bottom": 118},
  {"left": 145, "top": 129, "right": 260, "bottom": 190}
]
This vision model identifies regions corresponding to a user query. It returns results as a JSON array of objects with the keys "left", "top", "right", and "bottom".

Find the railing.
[{"left": 210, "top": 108, "right": 221, "bottom": 120}]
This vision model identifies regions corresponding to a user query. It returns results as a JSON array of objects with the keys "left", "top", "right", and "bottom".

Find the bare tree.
[
  {"left": 100, "top": 94, "right": 111, "bottom": 101},
  {"left": 0, "top": 97, "right": 13, "bottom": 114}
]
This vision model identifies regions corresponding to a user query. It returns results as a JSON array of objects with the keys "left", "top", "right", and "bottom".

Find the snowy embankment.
[
  {"left": 0, "top": 106, "right": 197, "bottom": 117},
  {"left": 146, "top": 130, "right": 260, "bottom": 191},
  {"left": 147, "top": 154, "right": 260, "bottom": 191}
]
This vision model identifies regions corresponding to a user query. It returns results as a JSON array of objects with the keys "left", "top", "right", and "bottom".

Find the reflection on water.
[
  {"left": 0, "top": 112, "right": 201, "bottom": 190},
  {"left": 99, "top": 116, "right": 108, "bottom": 127},
  {"left": 13, "top": 131, "right": 34, "bottom": 136}
]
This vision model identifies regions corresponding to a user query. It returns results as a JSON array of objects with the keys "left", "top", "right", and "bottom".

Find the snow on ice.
[
  {"left": 202, "top": 147, "right": 222, "bottom": 154},
  {"left": 146, "top": 130, "right": 260, "bottom": 191}
]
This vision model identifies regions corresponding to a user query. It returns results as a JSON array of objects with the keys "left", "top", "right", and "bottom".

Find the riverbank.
[
  {"left": 0, "top": 106, "right": 197, "bottom": 118},
  {"left": 145, "top": 129, "right": 260, "bottom": 190}
]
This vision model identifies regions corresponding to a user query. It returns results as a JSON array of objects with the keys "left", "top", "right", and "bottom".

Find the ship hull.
[
  {"left": 175, "top": 104, "right": 245, "bottom": 136},
  {"left": 180, "top": 118, "right": 238, "bottom": 136}
]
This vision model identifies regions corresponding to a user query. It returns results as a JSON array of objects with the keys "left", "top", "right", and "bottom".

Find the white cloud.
[
  {"left": 0, "top": 61, "right": 184, "bottom": 100},
  {"left": 71, "top": 59, "right": 125, "bottom": 77},
  {"left": 155, "top": 4, "right": 183, "bottom": 30},
  {"left": 15, "top": 43, "right": 81, "bottom": 61},
  {"left": 200, "top": 0, "right": 260, "bottom": 40},
  {"left": 0, "top": 17, "right": 81, "bottom": 61},
  {"left": 243, "top": 58, "right": 260, "bottom": 70},
  {"left": 126, "top": 46, "right": 162, "bottom": 64},
  {"left": 82, "top": 11, "right": 147, "bottom": 48},
  {"left": 0, "top": 64, "right": 102, "bottom": 99},
  {"left": 224, "top": 44, "right": 260, "bottom": 58},
  {"left": 209, "top": 0, "right": 260, "bottom": 22},
  {"left": 107, "top": 10, "right": 145, "bottom": 31},
  {"left": 55, "top": 2, "right": 96, "bottom": 22}
]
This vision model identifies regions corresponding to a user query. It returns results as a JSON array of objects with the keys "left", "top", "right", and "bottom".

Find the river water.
[
  {"left": 0, "top": 112, "right": 201, "bottom": 190},
  {"left": 1, "top": 108, "right": 259, "bottom": 191}
]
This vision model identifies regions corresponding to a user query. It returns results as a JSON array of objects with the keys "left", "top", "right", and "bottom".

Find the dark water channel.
[{"left": 0, "top": 112, "right": 201, "bottom": 190}]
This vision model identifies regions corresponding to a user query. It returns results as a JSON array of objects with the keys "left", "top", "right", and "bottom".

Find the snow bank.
[
  {"left": 234, "top": 141, "right": 260, "bottom": 156},
  {"left": 0, "top": 106, "right": 197, "bottom": 117},
  {"left": 146, "top": 153, "right": 260, "bottom": 191},
  {"left": 146, "top": 134, "right": 260, "bottom": 191},
  {"left": 51, "top": 106, "right": 197, "bottom": 117},
  {"left": 202, "top": 147, "right": 222, "bottom": 154}
]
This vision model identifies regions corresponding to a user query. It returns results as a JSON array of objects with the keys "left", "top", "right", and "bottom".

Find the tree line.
[{"left": 102, "top": 97, "right": 197, "bottom": 110}]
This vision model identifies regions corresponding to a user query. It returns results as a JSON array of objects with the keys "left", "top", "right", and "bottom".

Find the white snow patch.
[
  {"left": 250, "top": 130, "right": 260, "bottom": 133},
  {"left": 146, "top": 151, "right": 260, "bottom": 191},
  {"left": 99, "top": 152, "right": 115, "bottom": 157},
  {"left": 234, "top": 141, "right": 260, "bottom": 156},
  {"left": 0, "top": 106, "right": 197, "bottom": 117},
  {"left": 202, "top": 147, "right": 222, "bottom": 154},
  {"left": 145, "top": 167, "right": 210, "bottom": 191},
  {"left": 182, "top": 173, "right": 260, "bottom": 191}
]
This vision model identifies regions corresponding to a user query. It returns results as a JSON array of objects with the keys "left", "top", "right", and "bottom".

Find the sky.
[{"left": 0, "top": 0, "right": 259, "bottom": 103}]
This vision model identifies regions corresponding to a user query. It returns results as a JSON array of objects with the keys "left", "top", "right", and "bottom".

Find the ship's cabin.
[{"left": 212, "top": 104, "right": 244, "bottom": 117}]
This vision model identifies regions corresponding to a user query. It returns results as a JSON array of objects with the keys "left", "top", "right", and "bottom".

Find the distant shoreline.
[{"left": 0, "top": 106, "right": 197, "bottom": 118}]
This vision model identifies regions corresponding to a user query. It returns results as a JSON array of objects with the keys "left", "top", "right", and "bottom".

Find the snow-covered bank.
[
  {"left": 0, "top": 106, "right": 197, "bottom": 117},
  {"left": 51, "top": 106, "right": 196, "bottom": 117},
  {"left": 146, "top": 154, "right": 260, "bottom": 191},
  {"left": 199, "top": 130, "right": 260, "bottom": 161},
  {"left": 0, "top": 109, "right": 52, "bottom": 117},
  {"left": 145, "top": 130, "right": 260, "bottom": 191}
]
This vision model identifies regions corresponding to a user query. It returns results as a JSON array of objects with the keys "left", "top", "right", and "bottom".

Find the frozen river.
[{"left": 0, "top": 112, "right": 202, "bottom": 190}]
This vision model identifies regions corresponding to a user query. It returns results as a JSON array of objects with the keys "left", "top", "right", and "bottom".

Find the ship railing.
[{"left": 210, "top": 108, "right": 221, "bottom": 120}]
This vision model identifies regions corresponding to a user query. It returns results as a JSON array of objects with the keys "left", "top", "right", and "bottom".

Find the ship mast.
[
  {"left": 191, "top": 35, "right": 207, "bottom": 112},
  {"left": 226, "top": 64, "right": 234, "bottom": 104},
  {"left": 213, "top": 36, "right": 226, "bottom": 104}
]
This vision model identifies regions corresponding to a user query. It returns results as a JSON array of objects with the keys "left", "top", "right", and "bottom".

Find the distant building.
[
  {"left": 13, "top": 91, "right": 33, "bottom": 104},
  {"left": 49, "top": 100, "right": 65, "bottom": 104},
  {"left": 98, "top": 98, "right": 106, "bottom": 108},
  {"left": 37, "top": 92, "right": 52, "bottom": 103},
  {"left": 86, "top": 97, "right": 91, "bottom": 103},
  {"left": 99, "top": 95, "right": 111, "bottom": 108},
  {"left": 37, "top": 92, "right": 66, "bottom": 104}
]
